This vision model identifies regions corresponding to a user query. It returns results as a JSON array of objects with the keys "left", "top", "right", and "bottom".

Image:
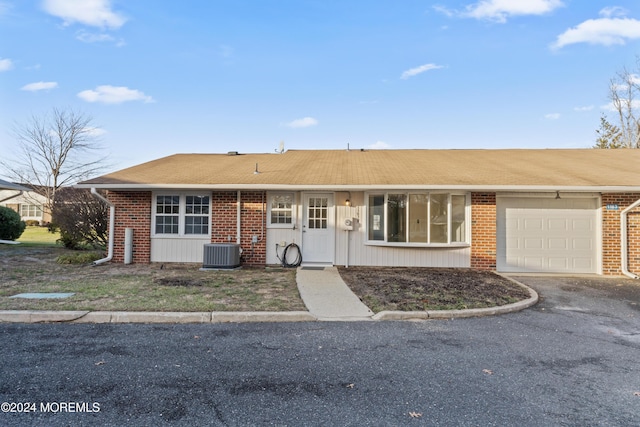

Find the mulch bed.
[{"left": 338, "top": 267, "right": 531, "bottom": 312}]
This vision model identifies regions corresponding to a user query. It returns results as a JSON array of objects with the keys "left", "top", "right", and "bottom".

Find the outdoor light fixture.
[
  {"left": 345, "top": 191, "right": 352, "bottom": 206},
  {"left": 555, "top": 191, "right": 561, "bottom": 199}
]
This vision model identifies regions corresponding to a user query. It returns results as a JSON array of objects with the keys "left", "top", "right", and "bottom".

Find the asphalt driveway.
[
  {"left": 511, "top": 275, "right": 640, "bottom": 346},
  {"left": 0, "top": 275, "right": 639, "bottom": 426}
]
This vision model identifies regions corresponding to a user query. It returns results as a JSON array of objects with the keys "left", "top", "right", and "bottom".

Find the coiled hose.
[{"left": 280, "top": 243, "right": 302, "bottom": 268}]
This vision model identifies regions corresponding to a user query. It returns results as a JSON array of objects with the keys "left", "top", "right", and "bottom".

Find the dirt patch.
[{"left": 338, "top": 267, "right": 531, "bottom": 312}]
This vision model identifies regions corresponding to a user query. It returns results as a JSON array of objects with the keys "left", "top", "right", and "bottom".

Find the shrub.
[
  {"left": 0, "top": 206, "right": 26, "bottom": 240},
  {"left": 25, "top": 220, "right": 41, "bottom": 227},
  {"left": 52, "top": 188, "right": 108, "bottom": 249},
  {"left": 56, "top": 251, "right": 104, "bottom": 264},
  {"left": 57, "top": 230, "right": 84, "bottom": 250}
]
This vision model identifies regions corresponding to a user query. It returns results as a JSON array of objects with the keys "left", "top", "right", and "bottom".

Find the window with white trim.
[
  {"left": 19, "top": 204, "right": 43, "bottom": 218},
  {"left": 153, "top": 194, "right": 210, "bottom": 236},
  {"left": 367, "top": 192, "right": 467, "bottom": 245},
  {"left": 268, "top": 192, "right": 295, "bottom": 227}
]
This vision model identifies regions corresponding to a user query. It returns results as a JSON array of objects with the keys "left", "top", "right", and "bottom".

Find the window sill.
[
  {"left": 364, "top": 241, "right": 470, "bottom": 248},
  {"left": 151, "top": 235, "right": 211, "bottom": 239}
]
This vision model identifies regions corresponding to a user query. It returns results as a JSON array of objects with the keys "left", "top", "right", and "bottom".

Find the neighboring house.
[
  {"left": 76, "top": 149, "right": 640, "bottom": 277},
  {"left": 0, "top": 181, "right": 51, "bottom": 225}
]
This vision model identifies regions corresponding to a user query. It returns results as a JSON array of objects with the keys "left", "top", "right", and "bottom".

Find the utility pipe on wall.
[
  {"left": 90, "top": 188, "right": 115, "bottom": 265},
  {"left": 236, "top": 190, "right": 241, "bottom": 245},
  {"left": 620, "top": 197, "right": 640, "bottom": 279}
]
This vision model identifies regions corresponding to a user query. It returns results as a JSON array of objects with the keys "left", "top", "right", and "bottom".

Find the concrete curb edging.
[
  {"left": 0, "top": 310, "right": 318, "bottom": 324},
  {"left": 372, "top": 274, "right": 539, "bottom": 321}
]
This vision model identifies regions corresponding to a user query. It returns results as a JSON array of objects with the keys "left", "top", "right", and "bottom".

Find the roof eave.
[{"left": 74, "top": 183, "right": 640, "bottom": 192}]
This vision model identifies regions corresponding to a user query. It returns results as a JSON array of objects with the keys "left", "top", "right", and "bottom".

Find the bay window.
[{"left": 367, "top": 192, "right": 468, "bottom": 245}]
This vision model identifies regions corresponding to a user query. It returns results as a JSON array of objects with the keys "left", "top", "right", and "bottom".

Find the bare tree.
[
  {"left": 606, "top": 59, "right": 640, "bottom": 148},
  {"left": 1, "top": 108, "right": 108, "bottom": 214}
]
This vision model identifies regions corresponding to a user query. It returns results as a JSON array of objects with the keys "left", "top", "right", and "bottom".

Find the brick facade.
[
  {"left": 210, "top": 191, "right": 267, "bottom": 266},
  {"left": 601, "top": 193, "right": 640, "bottom": 275},
  {"left": 107, "top": 190, "right": 267, "bottom": 266},
  {"left": 107, "top": 191, "right": 152, "bottom": 264},
  {"left": 105, "top": 189, "right": 640, "bottom": 275},
  {"left": 470, "top": 192, "right": 497, "bottom": 270}
]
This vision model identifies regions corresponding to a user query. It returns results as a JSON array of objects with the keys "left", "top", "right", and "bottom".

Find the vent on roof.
[{"left": 203, "top": 243, "right": 241, "bottom": 269}]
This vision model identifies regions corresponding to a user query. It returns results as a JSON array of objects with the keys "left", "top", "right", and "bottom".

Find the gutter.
[
  {"left": 75, "top": 183, "right": 640, "bottom": 192},
  {"left": 89, "top": 188, "right": 115, "bottom": 265},
  {"left": 621, "top": 197, "right": 640, "bottom": 279}
]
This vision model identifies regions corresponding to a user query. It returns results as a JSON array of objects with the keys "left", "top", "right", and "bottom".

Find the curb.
[{"left": 0, "top": 310, "right": 317, "bottom": 324}]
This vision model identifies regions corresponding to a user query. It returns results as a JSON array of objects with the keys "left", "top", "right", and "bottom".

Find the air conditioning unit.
[{"left": 203, "top": 243, "right": 241, "bottom": 269}]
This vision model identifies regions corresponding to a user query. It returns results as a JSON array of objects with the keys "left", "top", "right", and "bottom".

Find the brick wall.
[
  {"left": 210, "top": 191, "right": 267, "bottom": 266},
  {"left": 107, "top": 191, "right": 151, "bottom": 263},
  {"left": 470, "top": 192, "right": 496, "bottom": 270},
  {"left": 602, "top": 193, "right": 640, "bottom": 275}
]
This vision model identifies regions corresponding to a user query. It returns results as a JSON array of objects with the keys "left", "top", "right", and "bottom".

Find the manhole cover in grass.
[
  {"left": 10, "top": 293, "right": 75, "bottom": 299},
  {"left": 154, "top": 277, "right": 203, "bottom": 287}
]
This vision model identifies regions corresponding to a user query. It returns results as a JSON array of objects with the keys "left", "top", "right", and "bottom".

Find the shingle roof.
[
  {"left": 0, "top": 179, "right": 30, "bottom": 192},
  {"left": 76, "top": 149, "right": 640, "bottom": 191}
]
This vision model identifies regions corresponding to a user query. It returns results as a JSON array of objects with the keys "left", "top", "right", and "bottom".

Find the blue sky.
[{"left": 2, "top": 1, "right": 640, "bottom": 173}]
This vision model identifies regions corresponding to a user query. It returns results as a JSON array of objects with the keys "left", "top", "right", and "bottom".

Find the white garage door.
[{"left": 497, "top": 197, "right": 598, "bottom": 273}]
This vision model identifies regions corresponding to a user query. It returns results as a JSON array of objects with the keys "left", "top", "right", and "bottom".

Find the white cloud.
[
  {"left": 284, "top": 117, "right": 318, "bottom": 128},
  {"left": 0, "top": 2, "right": 12, "bottom": 15},
  {"left": 574, "top": 105, "right": 594, "bottom": 112},
  {"left": 545, "top": 113, "right": 560, "bottom": 120},
  {"left": 0, "top": 58, "right": 13, "bottom": 71},
  {"left": 77, "top": 85, "right": 154, "bottom": 104},
  {"left": 84, "top": 127, "right": 106, "bottom": 137},
  {"left": 551, "top": 8, "right": 640, "bottom": 50},
  {"left": 42, "top": 0, "right": 126, "bottom": 29},
  {"left": 601, "top": 100, "right": 640, "bottom": 112},
  {"left": 21, "top": 81, "right": 58, "bottom": 91},
  {"left": 401, "top": 63, "right": 444, "bottom": 80},
  {"left": 368, "top": 141, "right": 391, "bottom": 149},
  {"left": 599, "top": 6, "right": 628, "bottom": 19},
  {"left": 435, "top": 0, "right": 563, "bottom": 23}
]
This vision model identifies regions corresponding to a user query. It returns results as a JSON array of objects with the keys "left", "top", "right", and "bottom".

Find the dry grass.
[{"left": 0, "top": 245, "right": 305, "bottom": 312}]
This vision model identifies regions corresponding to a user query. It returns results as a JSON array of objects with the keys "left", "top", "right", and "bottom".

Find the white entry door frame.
[{"left": 301, "top": 193, "right": 335, "bottom": 265}]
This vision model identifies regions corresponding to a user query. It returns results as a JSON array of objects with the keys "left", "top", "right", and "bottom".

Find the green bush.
[
  {"left": 0, "top": 206, "right": 26, "bottom": 240},
  {"left": 56, "top": 251, "right": 104, "bottom": 264},
  {"left": 24, "top": 220, "right": 40, "bottom": 227},
  {"left": 57, "top": 230, "right": 84, "bottom": 250}
]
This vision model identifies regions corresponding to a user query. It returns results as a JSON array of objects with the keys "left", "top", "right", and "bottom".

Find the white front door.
[{"left": 302, "top": 193, "right": 335, "bottom": 265}]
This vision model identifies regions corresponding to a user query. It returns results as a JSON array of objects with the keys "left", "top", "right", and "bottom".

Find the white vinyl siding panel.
[
  {"left": 497, "top": 196, "right": 599, "bottom": 273},
  {"left": 151, "top": 238, "right": 210, "bottom": 263}
]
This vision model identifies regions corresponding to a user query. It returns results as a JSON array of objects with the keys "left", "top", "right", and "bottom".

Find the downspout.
[
  {"left": 0, "top": 191, "right": 23, "bottom": 203},
  {"left": 236, "top": 190, "right": 241, "bottom": 244},
  {"left": 620, "top": 197, "right": 640, "bottom": 279},
  {"left": 90, "top": 188, "right": 115, "bottom": 265}
]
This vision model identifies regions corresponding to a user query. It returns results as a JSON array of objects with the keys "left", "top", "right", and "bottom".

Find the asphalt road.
[{"left": 0, "top": 276, "right": 639, "bottom": 426}]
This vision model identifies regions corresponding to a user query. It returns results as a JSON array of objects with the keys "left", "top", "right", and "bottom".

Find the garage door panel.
[
  {"left": 497, "top": 197, "right": 598, "bottom": 273},
  {"left": 524, "top": 218, "right": 543, "bottom": 231},
  {"left": 573, "top": 238, "right": 592, "bottom": 250},
  {"left": 524, "top": 238, "right": 543, "bottom": 249},
  {"left": 548, "top": 218, "right": 567, "bottom": 230},
  {"left": 548, "top": 258, "right": 569, "bottom": 270},
  {"left": 548, "top": 238, "right": 568, "bottom": 249}
]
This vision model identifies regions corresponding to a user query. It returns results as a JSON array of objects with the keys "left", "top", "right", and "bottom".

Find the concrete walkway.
[{"left": 296, "top": 266, "right": 374, "bottom": 321}]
